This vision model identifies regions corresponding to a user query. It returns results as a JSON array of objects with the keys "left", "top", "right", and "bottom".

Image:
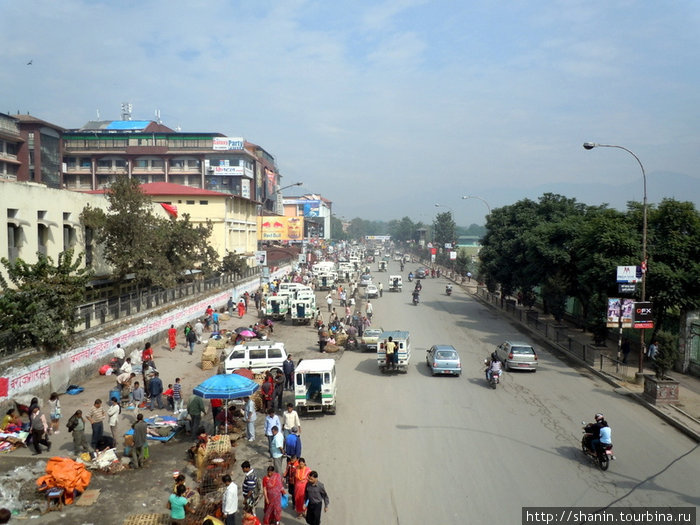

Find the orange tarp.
[{"left": 36, "top": 457, "right": 92, "bottom": 504}]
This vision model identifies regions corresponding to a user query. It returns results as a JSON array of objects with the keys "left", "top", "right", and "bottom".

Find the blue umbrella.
[
  {"left": 193, "top": 374, "right": 259, "bottom": 400},
  {"left": 193, "top": 374, "right": 260, "bottom": 434}
]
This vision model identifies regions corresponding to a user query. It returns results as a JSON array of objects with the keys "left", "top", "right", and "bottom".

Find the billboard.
[
  {"left": 633, "top": 301, "right": 654, "bottom": 329},
  {"left": 303, "top": 201, "right": 321, "bottom": 217},
  {"left": 213, "top": 137, "right": 245, "bottom": 150},
  {"left": 258, "top": 216, "right": 304, "bottom": 241},
  {"left": 617, "top": 265, "right": 642, "bottom": 283},
  {"left": 606, "top": 298, "right": 635, "bottom": 328}
]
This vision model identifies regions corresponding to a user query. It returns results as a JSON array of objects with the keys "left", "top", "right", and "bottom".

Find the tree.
[
  {"left": 646, "top": 198, "right": 700, "bottom": 337},
  {"left": 220, "top": 252, "right": 248, "bottom": 275},
  {"left": 0, "top": 250, "right": 91, "bottom": 352},
  {"left": 432, "top": 212, "right": 456, "bottom": 248},
  {"left": 330, "top": 215, "right": 347, "bottom": 241},
  {"left": 81, "top": 177, "right": 220, "bottom": 288}
]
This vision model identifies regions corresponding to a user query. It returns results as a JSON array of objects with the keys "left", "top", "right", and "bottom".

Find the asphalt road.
[{"left": 299, "top": 262, "right": 700, "bottom": 525}]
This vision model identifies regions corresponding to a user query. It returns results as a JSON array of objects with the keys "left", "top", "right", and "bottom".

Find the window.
[
  {"left": 268, "top": 348, "right": 282, "bottom": 359},
  {"left": 229, "top": 350, "right": 245, "bottom": 359},
  {"left": 186, "top": 200, "right": 195, "bottom": 205},
  {"left": 80, "top": 158, "right": 92, "bottom": 168},
  {"left": 249, "top": 349, "right": 266, "bottom": 360},
  {"left": 199, "top": 200, "right": 208, "bottom": 205},
  {"left": 97, "top": 159, "right": 111, "bottom": 168}
]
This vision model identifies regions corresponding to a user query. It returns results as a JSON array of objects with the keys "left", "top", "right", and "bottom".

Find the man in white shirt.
[
  {"left": 221, "top": 474, "right": 238, "bottom": 525},
  {"left": 114, "top": 343, "right": 125, "bottom": 367},
  {"left": 264, "top": 408, "right": 281, "bottom": 456},
  {"left": 282, "top": 403, "right": 301, "bottom": 439},
  {"left": 119, "top": 357, "right": 132, "bottom": 375}
]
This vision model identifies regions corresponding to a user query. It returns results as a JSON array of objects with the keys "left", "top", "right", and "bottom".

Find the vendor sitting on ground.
[
  {"left": 0, "top": 408, "right": 22, "bottom": 433},
  {"left": 215, "top": 405, "right": 240, "bottom": 433},
  {"left": 95, "top": 434, "right": 116, "bottom": 453}
]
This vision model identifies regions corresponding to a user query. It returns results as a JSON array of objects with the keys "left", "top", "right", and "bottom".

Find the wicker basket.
[
  {"left": 122, "top": 514, "right": 170, "bottom": 525},
  {"left": 201, "top": 360, "right": 214, "bottom": 370}
]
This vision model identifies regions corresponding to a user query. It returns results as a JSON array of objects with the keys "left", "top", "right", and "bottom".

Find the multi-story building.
[
  {"left": 0, "top": 113, "right": 22, "bottom": 181},
  {"left": 61, "top": 120, "right": 282, "bottom": 214},
  {"left": 136, "top": 182, "right": 258, "bottom": 264},
  {"left": 283, "top": 194, "right": 333, "bottom": 242}
]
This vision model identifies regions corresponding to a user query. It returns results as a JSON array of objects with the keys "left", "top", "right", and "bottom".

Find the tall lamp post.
[
  {"left": 275, "top": 181, "right": 303, "bottom": 215},
  {"left": 583, "top": 142, "right": 648, "bottom": 375},
  {"left": 461, "top": 195, "right": 491, "bottom": 215}
]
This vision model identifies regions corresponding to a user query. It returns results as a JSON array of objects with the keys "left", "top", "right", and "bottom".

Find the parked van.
[
  {"left": 263, "top": 295, "right": 289, "bottom": 320},
  {"left": 294, "top": 358, "right": 337, "bottom": 415},
  {"left": 290, "top": 297, "right": 316, "bottom": 325},
  {"left": 278, "top": 282, "right": 311, "bottom": 297},
  {"left": 224, "top": 341, "right": 287, "bottom": 375},
  {"left": 377, "top": 331, "right": 411, "bottom": 373}
]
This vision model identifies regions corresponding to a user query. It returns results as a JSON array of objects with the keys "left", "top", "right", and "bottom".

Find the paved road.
[{"left": 300, "top": 262, "right": 700, "bottom": 524}]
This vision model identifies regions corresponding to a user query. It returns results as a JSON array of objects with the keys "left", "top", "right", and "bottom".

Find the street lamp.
[
  {"left": 583, "top": 142, "right": 648, "bottom": 375},
  {"left": 274, "top": 181, "right": 303, "bottom": 215},
  {"left": 461, "top": 195, "right": 491, "bottom": 215}
]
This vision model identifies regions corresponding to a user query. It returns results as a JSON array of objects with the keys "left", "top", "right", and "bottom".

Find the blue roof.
[{"left": 106, "top": 120, "right": 153, "bottom": 130}]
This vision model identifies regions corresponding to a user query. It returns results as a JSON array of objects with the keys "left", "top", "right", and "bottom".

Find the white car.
[
  {"left": 366, "top": 284, "right": 379, "bottom": 298},
  {"left": 360, "top": 274, "right": 372, "bottom": 287}
]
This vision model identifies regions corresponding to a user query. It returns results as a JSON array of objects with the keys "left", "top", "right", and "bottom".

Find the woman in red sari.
[
  {"left": 294, "top": 457, "right": 311, "bottom": 517},
  {"left": 237, "top": 300, "right": 246, "bottom": 319},
  {"left": 262, "top": 465, "right": 285, "bottom": 525},
  {"left": 168, "top": 324, "right": 177, "bottom": 352}
]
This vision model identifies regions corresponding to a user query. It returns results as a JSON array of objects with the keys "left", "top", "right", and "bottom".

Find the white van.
[
  {"left": 377, "top": 331, "right": 411, "bottom": 374},
  {"left": 224, "top": 341, "right": 287, "bottom": 375},
  {"left": 294, "top": 358, "right": 337, "bottom": 415}
]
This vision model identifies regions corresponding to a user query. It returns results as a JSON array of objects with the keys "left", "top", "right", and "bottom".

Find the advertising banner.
[
  {"left": 303, "top": 201, "right": 321, "bottom": 217},
  {"left": 633, "top": 301, "right": 654, "bottom": 329},
  {"left": 255, "top": 250, "right": 267, "bottom": 266},
  {"left": 258, "top": 216, "right": 304, "bottom": 241},
  {"left": 617, "top": 265, "right": 642, "bottom": 283},
  {"left": 606, "top": 298, "right": 635, "bottom": 328},
  {"left": 213, "top": 137, "right": 245, "bottom": 150}
]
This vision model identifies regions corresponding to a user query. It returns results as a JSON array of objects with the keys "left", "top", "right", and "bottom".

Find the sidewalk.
[{"left": 456, "top": 278, "right": 700, "bottom": 442}]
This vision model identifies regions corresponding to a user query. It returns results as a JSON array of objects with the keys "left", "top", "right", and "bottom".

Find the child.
[
  {"left": 48, "top": 392, "right": 61, "bottom": 434},
  {"left": 164, "top": 384, "right": 175, "bottom": 412}
]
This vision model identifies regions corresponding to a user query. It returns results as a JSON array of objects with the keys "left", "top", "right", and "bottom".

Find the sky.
[{"left": 2, "top": 0, "right": 699, "bottom": 227}]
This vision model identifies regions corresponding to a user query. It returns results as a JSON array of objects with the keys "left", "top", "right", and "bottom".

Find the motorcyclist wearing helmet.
[
  {"left": 591, "top": 417, "right": 612, "bottom": 455},
  {"left": 408, "top": 272, "right": 414, "bottom": 282},
  {"left": 412, "top": 289, "right": 420, "bottom": 303},
  {"left": 486, "top": 354, "right": 502, "bottom": 381},
  {"left": 584, "top": 413, "right": 607, "bottom": 452}
]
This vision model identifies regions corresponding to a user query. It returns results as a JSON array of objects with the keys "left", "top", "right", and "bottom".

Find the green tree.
[
  {"left": 81, "top": 176, "right": 219, "bottom": 288},
  {"left": 0, "top": 250, "right": 91, "bottom": 352},
  {"left": 646, "top": 198, "right": 700, "bottom": 337},
  {"left": 432, "top": 212, "right": 456, "bottom": 248},
  {"left": 220, "top": 252, "right": 248, "bottom": 275},
  {"left": 330, "top": 215, "right": 347, "bottom": 241}
]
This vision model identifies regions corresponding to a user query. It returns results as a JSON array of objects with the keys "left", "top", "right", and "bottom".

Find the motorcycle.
[
  {"left": 581, "top": 422, "right": 614, "bottom": 471},
  {"left": 412, "top": 293, "right": 419, "bottom": 306},
  {"left": 484, "top": 359, "right": 501, "bottom": 389},
  {"left": 408, "top": 273, "right": 413, "bottom": 282},
  {"left": 446, "top": 286, "right": 452, "bottom": 296}
]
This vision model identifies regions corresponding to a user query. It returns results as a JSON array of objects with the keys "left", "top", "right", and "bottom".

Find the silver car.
[
  {"left": 495, "top": 341, "right": 538, "bottom": 372},
  {"left": 426, "top": 344, "right": 462, "bottom": 376}
]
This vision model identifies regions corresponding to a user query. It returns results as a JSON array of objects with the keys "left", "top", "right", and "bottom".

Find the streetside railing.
[
  {"left": 475, "top": 287, "right": 599, "bottom": 365},
  {"left": 599, "top": 354, "right": 631, "bottom": 382}
]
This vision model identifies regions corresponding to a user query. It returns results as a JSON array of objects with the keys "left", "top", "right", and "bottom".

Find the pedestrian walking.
[
  {"left": 227, "top": 296, "right": 234, "bottom": 315},
  {"left": 194, "top": 320, "right": 205, "bottom": 343},
  {"left": 107, "top": 397, "right": 120, "bottom": 439},
  {"left": 67, "top": 410, "right": 90, "bottom": 455},
  {"left": 647, "top": 340, "right": 659, "bottom": 360},
  {"left": 262, "top": 465, "right": 286, "bottom": 525},
  {"left": 212, "top": 311, "right": 220, "bottom": 332},
  {"left": 264, "top": 409, "right": 281, "bottom": 454},
  {"left": 304, "top": 471, "right": 329, "bottom": 525},
  {"left": 284, "top": 427, "right": 302, "bottom": 458},
  {"left": 274, "top": 370, "right": 285, "bottom": 411},
  {"left": 131, "top": 413, "right": 148, "bottom": 468},
  {"left": 29, "top": 406, "right": 51, "bottom": 455},
  {"left": 173, "top": 377, "right": 183, "bottom": 413},
  {"left": 241, "top": 460, "right": 261, "bottom": 508},
  {"left": 379, "top": 282, "right": 383, "bottom": 297},
  {"left": 237, "top": 300, "right": 246, "bottom": 319},
  {"left": 283, "top": 355, "right": 295, "bottom": 391},
  {"left": 86, "top": 399, "right": 105, "bottom": 450},
  {"left": 621, "top": 338, "right": 631, "bottom": 364},
  {"left": 131, "top": 381, "right": 145, "bottom": 408},
  {"left": 48, "top": 392, "right": 61, "bottom": 435},
  {"left": 148, "top": 371, "right": 164, "bottom": 410},
  {"left": 365, "top": 300, "right": 373, "bottom": 321},
  {"left": 270, "top": 426, "right": 285, "bottom": 476},
  {"left": 168, "top": 324, "right": 177, "bottom": 352},
  {"left": 294, "top": 458, "right": 310, "bottom": 517},
  {"left": 282, "top": 403, "right": 301, "bottom": 439},
  {"left": 326, "top": 293, "right": 333, "bottom": 312},
  {"left": 221, "top": 474, "right": 238, "bottom": 525},
  {"left": 186, "top": 327, "right": 197, "bottom": 355},
  {"left": 244, "top": 396, "right": 257, "bottom": 441}
]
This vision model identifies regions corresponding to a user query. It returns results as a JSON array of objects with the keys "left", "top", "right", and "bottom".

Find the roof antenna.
[
  {"left": 154, "top": 109, "right": 162, "bottom": 124},
  {"left": 96, "top": 109, "right": 101, "bottom": 120}
]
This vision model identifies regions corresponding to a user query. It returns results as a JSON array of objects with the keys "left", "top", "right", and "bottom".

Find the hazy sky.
[{"left": 3, "top": 0, "right": 699, "bottom": 226}]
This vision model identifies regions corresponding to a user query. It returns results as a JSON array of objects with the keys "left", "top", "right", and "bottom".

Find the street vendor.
[{"left": 0, "top": 408, "right": 22, "bottom": 433}]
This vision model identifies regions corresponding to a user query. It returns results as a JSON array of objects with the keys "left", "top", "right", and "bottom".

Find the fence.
[
  {"left": 0, "top": 265, "right": 262, "bottom": 358},
  {"left": 599, "top": 354, "right": 631, "bottom": 381},
  {"left": 476, "top": 288, "right": 599, "bottom": 365}
]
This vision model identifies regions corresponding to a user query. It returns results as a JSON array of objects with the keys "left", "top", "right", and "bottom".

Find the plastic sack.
[
  {"left": 98, "top": 365, "right": 111, "bottom": 375},
  {"left": 281, "top": 493, "right": 289, "bottom": 509}
]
